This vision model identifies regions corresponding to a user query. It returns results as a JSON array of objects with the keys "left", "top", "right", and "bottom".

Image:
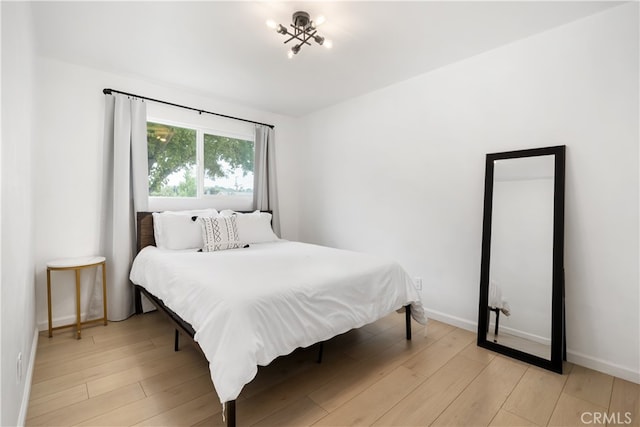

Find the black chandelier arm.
[
  {"left": 281, "top": 31, "right": 295, "bottom": 43},
  {"left": 284, "top": 35, "right": 312, "bottom": 46},
  {"left": 301, "top": 29, "right": 318, "bottom": 45},
  {"left": 282, "top": 28, "right": 315, "bottom": 46}
]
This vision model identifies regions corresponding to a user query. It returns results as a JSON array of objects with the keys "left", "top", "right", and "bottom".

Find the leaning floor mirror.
[{"left": 477, "top": 145, "right": 565, "bottom": 373}]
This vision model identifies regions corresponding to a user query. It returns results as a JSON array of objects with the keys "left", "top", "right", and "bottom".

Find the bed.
[{"left": 129, "top": 211, "right": 426, "bottom": 426}]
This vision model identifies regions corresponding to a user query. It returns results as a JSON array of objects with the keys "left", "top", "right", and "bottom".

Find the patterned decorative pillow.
[{"left": 199, "top": 216, "right": 246, "bottom": 252}]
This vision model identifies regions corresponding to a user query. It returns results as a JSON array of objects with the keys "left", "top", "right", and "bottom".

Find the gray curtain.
[
  {"left": 253, "top": 125, "right": 280, "bottom": 235},
  {"left": 97, "top": 94, "right": 148, "bottom": 321}
]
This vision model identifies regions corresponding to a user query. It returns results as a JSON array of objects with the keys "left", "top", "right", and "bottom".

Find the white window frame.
[{"left": 147, "top": 117, "right": 255, "bottom": 211}]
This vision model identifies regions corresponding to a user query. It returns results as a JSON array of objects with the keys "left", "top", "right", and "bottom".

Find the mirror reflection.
[{"left": 487, "top": 155, "right": 555, "bottom": 360}]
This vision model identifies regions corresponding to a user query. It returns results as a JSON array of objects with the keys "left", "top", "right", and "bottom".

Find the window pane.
[
  {"left": 203, "top": 133, "right": 254, "bottom": 196},
  {"left": 147, "top": 122, "right": 197, "bottom": 197}
]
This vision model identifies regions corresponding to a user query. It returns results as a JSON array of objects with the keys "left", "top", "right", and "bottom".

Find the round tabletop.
[{"left": 47, "top": 256, "right": 106, "bottom": 269}]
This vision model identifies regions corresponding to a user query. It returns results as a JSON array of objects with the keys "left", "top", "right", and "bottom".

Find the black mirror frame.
[{"left": 477, "top": 145, "right": 565, "bottom": 374}]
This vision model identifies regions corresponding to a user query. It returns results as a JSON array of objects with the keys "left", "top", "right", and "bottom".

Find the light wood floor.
[{"left": 27, "top": 311, "right": 639, "bottom": 426}]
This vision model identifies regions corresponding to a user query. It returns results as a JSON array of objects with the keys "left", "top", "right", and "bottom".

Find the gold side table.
[{"left": 47, "top": 256, "right": 107, "bottom": 339}]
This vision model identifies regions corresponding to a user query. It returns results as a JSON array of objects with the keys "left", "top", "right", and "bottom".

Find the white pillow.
[
  {"left": 219, "top": 210, "right": 278, "bottom": 243},
  {"left": 152, "top": 209, "right": 218, "bottom": 250},
  {"left": 199, "top": 216, "right": 246, "bottom": 252}
]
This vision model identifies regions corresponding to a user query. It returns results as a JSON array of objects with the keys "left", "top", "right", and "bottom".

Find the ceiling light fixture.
[{"left": 267, "top": 11, "right": 332, "bottom": 58}]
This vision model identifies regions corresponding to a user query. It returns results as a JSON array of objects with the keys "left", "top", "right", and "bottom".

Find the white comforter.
[{"left": 129, "top": 240, "right": 426, "bottom": 404}]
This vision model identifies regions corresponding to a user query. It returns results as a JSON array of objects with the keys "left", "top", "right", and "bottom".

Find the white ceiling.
[{"left": 31, "top": 1, "right": 622, "bottom": 117}]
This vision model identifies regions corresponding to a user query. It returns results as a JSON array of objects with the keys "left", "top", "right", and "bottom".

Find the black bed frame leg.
[
  {"left": 134, "top": 286, "right": 143, "bottom": 315},
  {"left": 317, "top": 342, "right": 324, "bottom": 364},
  {"left": 226, "top": 400, "right": 236, "bottom": 427},
  {"left": 405, "top": 305, "right": 412, "bottom": 340},
  {"left": 174, "top": 329, "right": 180, "bottom": 352}
]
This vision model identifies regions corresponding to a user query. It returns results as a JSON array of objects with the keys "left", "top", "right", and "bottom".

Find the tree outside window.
[{"left": 147, "top": 121, "right": 254, "bottom": 198}]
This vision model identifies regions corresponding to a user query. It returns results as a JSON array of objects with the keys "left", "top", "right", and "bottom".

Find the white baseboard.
[
  {"left": 424, "top": 308, "right": 477, "bottom": 332},
  {"left": 567, "top": 349, "right": 640, "bottom": 384},
  {"left": 424, "top": 308, "right": 640, "bottom": 384},
  {"left": 38, "top": 306, "right": 157, "bottom": 331},
  {"left": 18, "top": 328, "right": 39, "bottom": 426},
  {"left": 37, "top": 313, "right": 89, "bottom": 331}
]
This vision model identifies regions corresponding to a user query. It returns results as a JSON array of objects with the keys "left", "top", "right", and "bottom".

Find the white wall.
[
  {"left": 32, "top": 57, "right": 301, "bottom": 330},
  {"left": 298, "top": 3, "right": 639, "bottom": 382},
  {"left": 1, "top": 2, "right": 38, "bottom": 425}
]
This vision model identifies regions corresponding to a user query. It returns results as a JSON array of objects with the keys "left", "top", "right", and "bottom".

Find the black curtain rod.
[{"left": 102, "top": 88, "right": 275, "bottom": 129}]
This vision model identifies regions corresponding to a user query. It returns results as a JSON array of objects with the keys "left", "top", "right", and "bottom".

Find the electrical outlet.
[
  {"left": 414, "top": 277, "right": 423, "bottom": 290},
  {"left": 16, "top": 352, "right": 22, "bottom": 383}
]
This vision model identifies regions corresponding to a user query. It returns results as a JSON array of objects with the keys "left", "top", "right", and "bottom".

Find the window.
[
  {"left": 147, "top": 121, "right": 254, "bottom": 201},
  {"left": 203, "top": 133, "right": 254, "bottom": 196},
  {"left": 148, "top": 122, "right": 197, "bottom": 197}
]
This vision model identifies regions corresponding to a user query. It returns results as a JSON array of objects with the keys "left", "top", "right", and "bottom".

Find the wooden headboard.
[
  {"left": 136, "top": 210, "right": 272, "bottom": 253},
  {"left": 136, "top": 212, "right": 156, "bottom": 252}
]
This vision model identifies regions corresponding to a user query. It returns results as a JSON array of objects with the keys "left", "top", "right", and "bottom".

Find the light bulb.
[
  {"left": 315, "top": 15, "right": 326, "bottom": 26},
  {"left": 266, "top": 19, "right": 277, "bottom": 29},
  {"left": 287, "top": 50, "right": 294, "bottom": 59},
  {"left": 324, "top": 39, "right": 333, "bottom": 49}
]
